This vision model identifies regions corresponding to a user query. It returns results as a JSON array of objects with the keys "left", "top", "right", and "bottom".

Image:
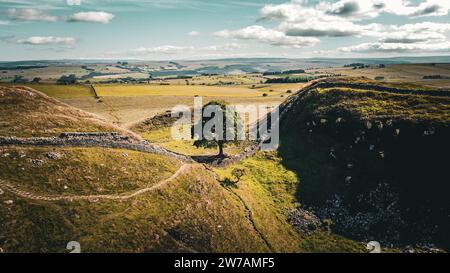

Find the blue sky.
[{"left": 0, "top": 0, "right": 450, "bottom": 61}]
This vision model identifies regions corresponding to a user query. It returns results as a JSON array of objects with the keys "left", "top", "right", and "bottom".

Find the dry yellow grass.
[
  {"left": 0, "top": 86, "right": 137, "bottom": 138},
  {"left": 94, "top": 84, "right": 284, "bottom": 97}
]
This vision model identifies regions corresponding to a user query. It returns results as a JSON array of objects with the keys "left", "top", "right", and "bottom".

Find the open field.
[
  {"left": 94, "top": 83, "right": 293, "bottom": 97},
  {"left": 311, "top": 63, "right": 450, "bottom": 89},
  {"left": 0, "top": 83, "right": 296, "bottom": 126}
]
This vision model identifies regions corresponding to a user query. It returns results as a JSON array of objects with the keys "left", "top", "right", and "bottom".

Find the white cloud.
[
  {"left": 246, "top": 0, "right": 450, "bottom": 54},
  {"left": 188, "top": 31, "right": 200, "bottom": 36},
  {"left": 68, "top": 11, "right": 114, "bottom": 24},
  {"left": 202, "top": 43, "right": 242, "bottom": 51},
  {"left": 383, "top": 0, "right": 450, "bottom": 18},
  {"left": 66, "top": 0, "right": 82, "bottom": 5},
  {"left": 7, "top": 8, "right": 58, "bottom": 22},
  {"left": 130, "top": 43, "right": 243, "bottom": 56},
  {"left": 214, "top": 25, "right": 319, "bottom": 48},
  {"left": 18, "top": 36, "right": 76, "bottom": 46},
  {"left": 133, "top": 45, "right": 194, "bottom": 55},
  {"left": 260, "top": 1, "right": 450, "bottom": 22},
  {"left": 340, "top": 41, "right": 450, "bottom": 53}
]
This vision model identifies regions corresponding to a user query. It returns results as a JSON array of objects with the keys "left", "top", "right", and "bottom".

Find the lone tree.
[
  {"left": 231, "top": 168, "right": 246, "bottom": 183},
  {"left": 32, "top": 77, "right": 42, "bottom": 84},
  {"left": 192, "top": 100, "right": 241, "bottom": 157}
]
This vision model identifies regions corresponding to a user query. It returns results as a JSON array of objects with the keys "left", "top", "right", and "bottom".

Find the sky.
[{"left": 0, "top": 0, "right": 450, "bottom": 61}]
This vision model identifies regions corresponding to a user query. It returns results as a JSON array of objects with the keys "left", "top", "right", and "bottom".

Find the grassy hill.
[
  {"left": 277, "top": 77, "right": 450, "bottom": 250},
  {"left": 0, "top": 85, "right": 135, "bottom": 138},
  {"left": 0, "top": 159, "right": 274, "bottom": 252},
  {"left": 1, "top": 80, "right": 447, "bottom": 253},
  {"left": 0, "top": 86, "right": 301, "bottom": 253}
]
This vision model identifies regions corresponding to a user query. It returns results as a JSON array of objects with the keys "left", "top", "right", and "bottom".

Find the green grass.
[
  {"left": 299, "top": 231, "right": 367, "bottom": 253},
  {"left": 214, "top": 151, "right": 367, "bottom": 253},
  {"left": 0, "top": 147, "right": 180, "bottom": 195},
  {"left": 0, "top": 163, "right": 272, "bottom": 253},
  {"left": 314, "top": 88, "right": 450, "bottom": 122},
  {"left": 140, "top": 127, "right": 245, "bottom": 156}
]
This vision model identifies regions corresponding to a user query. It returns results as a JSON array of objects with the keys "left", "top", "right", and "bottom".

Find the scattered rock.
[
  {"left": 31, "top": 159, "right": 44, "bottom": 166},
  {"left": 288, "top": 208, "right": 321, "bottom": 234},
  {"left": 122, "top": 153, "right": 129, "bottom": 157},
  {"left": 395, "top": 129, "right": 401, "bottom": 136},
  {"left": 329, "top": 150, "right": 337, "bottom": 159},
  {"left": 4, "top": 200, "right": 13, "bottom": 205},
  {"left": 0, "top": 189, "right": 3, "bottom": 195},
  {"left": 347, "top": 163, "right": 354, "bottom": 169},
  {"left": 63, "top": 185, "right": 68, "bottom": 190},
  {"left": 369, "top": 145, "right": 375, "bottom": 151},
  {"left": 376, "top": 121, "right": 383, "bottom": 130},
  {"left": 336, "top": 117, "right": 344, "bottom": 123},
  {"left": 2, "top": 153, "right": 10, "bottom": 158},
  {"left": 404, "top": 246, "right": 415, "bottom": 253},
  {"left": 320, "top": 119, "right": 327, "bottom": 124},
  {"left": 379, "top": 151, "right": 385, "bottom": 158},
  {"left": 45, "top": 152, "right": 61, "bottom": 160},
  {"left": 366, "top": 121, "right": 373, "bottom": 130},
  {"left": 345, "top": 176, "right": 352, "bottom": 183},
  {"left": 424, "top": 128, "right": 436, "bottom": 136}
]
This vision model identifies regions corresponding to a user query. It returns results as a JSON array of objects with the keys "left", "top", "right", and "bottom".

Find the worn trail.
[{"left": 0, "top": 164, "right": 190, "bottom": 202}]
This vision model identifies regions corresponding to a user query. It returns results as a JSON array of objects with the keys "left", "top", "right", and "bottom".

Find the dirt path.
[
  {"left": 0, "top": 164, "right": 190, "bottom": 202},
  {"left": 203, "top": 165, "right": 274, "bottom": 252}
]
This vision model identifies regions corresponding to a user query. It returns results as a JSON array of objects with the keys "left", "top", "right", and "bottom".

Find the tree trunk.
[{"left": 218, "top": 142, "right": 224, "bottom": 157}]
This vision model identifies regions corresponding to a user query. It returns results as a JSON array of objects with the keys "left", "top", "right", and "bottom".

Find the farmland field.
[
  {"left": 2, "top": 82, "right": 297, "bottom": 126},
  {"left": 93, "top": 83, "right": 296, "bottom": 97},
  {"left": 311, "top": 63, "right": 450, "bottom": 89}
]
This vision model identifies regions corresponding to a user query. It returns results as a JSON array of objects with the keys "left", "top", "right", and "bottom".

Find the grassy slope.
[
  {"left": 0, "top": 85, "right": 283, "bottom": 253},
  {"left": 25, "top": 84, "right": 94, "bottom": 99},
  {"left": 0, "top": 86, "right": 134, "bottom": 138},
  {"left": 0, "top": 147, "right": 180, "bottom": 195},
  {"left": 0, "top": 163, "right": 271, "bottom": 253},
  {"left": 215, "top": 152, "right": 367, "bottom": 253}
]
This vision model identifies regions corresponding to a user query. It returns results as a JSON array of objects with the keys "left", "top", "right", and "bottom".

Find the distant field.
[
  {"left": 81, "top": 95, "right": 285, "bottom": 127},
  {"left": 25, "top": 84, "right": 94, "bottom": 99},
  {"left": 7, "top": 83, "right": 297, "bottom": 126},
  {"left": 94, "top": 84, "right": 294, "bottom": 97},
  {"left": 312, "top": 64, "right": 450, "bottom": 89}
]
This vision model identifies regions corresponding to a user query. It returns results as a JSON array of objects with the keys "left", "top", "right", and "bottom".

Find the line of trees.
[
  {"left": 57, "top": 74, "right": 77, "bottom": 85},
  {"left": 265, "top": 76, "right": 315, "bottom": 84}
]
